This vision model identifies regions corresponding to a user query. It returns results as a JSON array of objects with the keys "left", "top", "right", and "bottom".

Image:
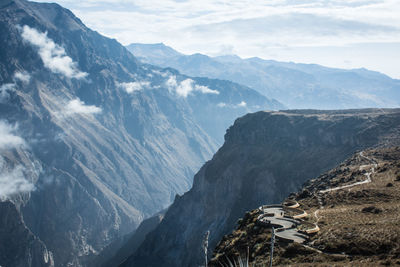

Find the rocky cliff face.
[
  {"left": 0, "top": 201, "right": 54, "bottom": 267},
  {"left": 123, "top": 109, "right": 400, "bottom": 267},
  {"left": 95, "top": 211, "right": 164, "bottom": 267},
  {"left": 0, "top": 0, "right": 279, "bottom": 266}
]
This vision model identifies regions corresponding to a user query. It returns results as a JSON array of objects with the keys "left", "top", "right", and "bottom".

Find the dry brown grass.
[
  {"left": 292, "top": 147, "right": 400, "bottom": 266},
  {"left": 211, "top": 147, "right": 400, "bottom": 266}
]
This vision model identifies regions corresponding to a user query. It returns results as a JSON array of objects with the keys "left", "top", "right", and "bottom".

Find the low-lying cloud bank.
[
  {"left": 20, "top": 25, "right": 87, "bottom": 79},
  {"left": 166, "top": 76, "right": 219, "bottom": 97}
]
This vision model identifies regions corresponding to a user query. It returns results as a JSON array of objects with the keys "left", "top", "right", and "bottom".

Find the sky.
[{"left": 37, "top": 0, "right": 400, "bottom": 78}]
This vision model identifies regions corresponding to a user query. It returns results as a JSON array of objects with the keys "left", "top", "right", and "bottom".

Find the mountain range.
[
  {"left": 0, "top": 0, "right": 280, "bottom": 266},
  {"left": 127, "top": 43, "right": 400, "bottom": 109},
  {"left": 2, "top": 1, "right": 400, "bottom": 267}
]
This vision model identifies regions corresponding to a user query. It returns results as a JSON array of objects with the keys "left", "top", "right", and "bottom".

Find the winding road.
[{"left": 257, "top": 205, "right": 309, "bottom": 243}]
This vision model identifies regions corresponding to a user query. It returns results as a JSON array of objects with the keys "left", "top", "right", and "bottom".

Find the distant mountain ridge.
[{"left": 127, "top": 43, "right": 400, "bottom": 109}]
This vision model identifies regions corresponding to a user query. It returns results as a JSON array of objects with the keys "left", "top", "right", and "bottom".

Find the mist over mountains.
[
  {"left": 0, "top": 0, "right": 280, "bottom": 266},
  {"left": 127, "top": 43, "right": 400, "bottom": 109},
  {"left": 1, "top": 0, "right": 400, "bottom": 267}
]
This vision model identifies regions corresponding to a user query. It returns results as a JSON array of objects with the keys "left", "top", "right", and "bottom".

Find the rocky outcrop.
[{"left": 123, "top": 109, "right": 400, "bottom": 267}]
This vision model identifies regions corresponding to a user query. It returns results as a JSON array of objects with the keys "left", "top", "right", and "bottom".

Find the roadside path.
[{"left": 315, "top": 152, "right": 376, "bottom": 214}]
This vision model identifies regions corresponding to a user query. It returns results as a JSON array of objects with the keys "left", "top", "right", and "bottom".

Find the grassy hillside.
[{"left": 211, "top": 147, "right": 400, "bottom": 266}]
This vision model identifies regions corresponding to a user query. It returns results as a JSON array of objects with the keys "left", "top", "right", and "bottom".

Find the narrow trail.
[
  {"left": 314, "top": 151, "right": 377, "bottom": 220},
  {"left": 308, "top": 151, "right": 377, "bottom": 255}
]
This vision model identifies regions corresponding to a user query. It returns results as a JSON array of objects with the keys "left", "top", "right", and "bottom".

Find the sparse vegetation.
[{"left": 210, "top": 147, "right": 400, "bottom": 266}]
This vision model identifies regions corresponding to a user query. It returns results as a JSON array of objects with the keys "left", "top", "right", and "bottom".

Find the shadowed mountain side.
[
  {"left": 94, "top": 211, "right": 165, "bottom": 267},
  {"left": 121, "top": 109, "right": 400, "bottom": 267},
  {"left": 0, "top": 201, "right": 54, "bottom": 267}
]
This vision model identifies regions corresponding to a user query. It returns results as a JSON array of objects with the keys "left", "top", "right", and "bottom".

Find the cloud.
[
  {"left": 237, "top": 101, "right": 247, "bottom": 107},
  {"left": 13, "top": 71, "right": 31, "bottom": 84},
  {"left": 1, "top": 71, "right": 31, "bottom": 103},
  {"left": 0, "top": 83, "right": 16, "bottom": 103},
  {"left": 20, "top": 25, "right": 88, "bottom": 79},
  {"left": 217, "top": 102, "right": 226, "bottom": 107},
  {"left": 0, "top": 121, "right": 32, "bottom": 200},
  {"left": 0, "top": 121, "right": 26, "bottom": 149},
  {"left": 195, "top": 84, "right": 220, "bottom": 94},
  {"left": 118, "top": 80, "right": 150, "bottom": 93},
  {"left": 217, "top": 101, "right": 247, "bottom": 108},
  {"left": 166, "top": 76, "right": 219, "bottom": 97},
  {"left": 65, "top": 99, "right": 102, "bottom": 115},
  {"left": 0, "top": 161, "right": 35, "bottom": 200}
]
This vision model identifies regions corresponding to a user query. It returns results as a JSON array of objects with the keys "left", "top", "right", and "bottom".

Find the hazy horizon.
[{"left": 35, "top": 0, "right": 400, "bottom": 79}]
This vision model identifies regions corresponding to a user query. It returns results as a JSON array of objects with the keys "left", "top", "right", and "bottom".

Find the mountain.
[
  {"left": 93, "top": 211, "right": 165, "bottom": 267},
  {"left": 122, "top": 109, "right": 400, "bottom": 267},
  {"left": 127, "top": 43, "right": 400, "bottom": 109},
  {"left": 210, "top": 146, "right": 400, "bottom": 266},
  {"left": 0, "top": 0, "right": 281, "bottom": 266},
  {"left": 125, "top": 43, "right": 183, "bottom": 67},
  {"left": 0, "top": 201, "right": 54, "bottom": 267}
]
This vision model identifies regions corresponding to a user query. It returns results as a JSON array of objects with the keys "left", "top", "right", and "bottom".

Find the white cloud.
[
  {"left": 1, "top": 71, "right": 31, "bottom": 103},
  {"left": 65, "top": 99, "right": 102, "bottom": 115},
  {"left": 20, "top": 25, "right": 88, "bottom": 79},
  {"left": 118, "top": 80, "right": 150, "bottom": 93},
  {"left": 166, "top": 75, "right": 178, "bottom": 91},
  {"left": 0, "top": 161, "right": 35, "bottom": 200},
  {"left": 0, "top": 122, "right": 32, "bottom": 200},
  {"left": 217, "top": 101, "right": 247, "bottom": 108},
  {"left": 13, "top": 71, "right": 31, "bottom": 84},
  {"left": 0, "top": 121, "right": 26, "bottom": 149},
  {"left": 237, "top": 101, "right": 247, "bottom": 107},
  {"left": 0, "top": 83, "right": 16, "bottom": 103},
  {"left": 217, "top": 102, "right": 226, "bottom": 107},
  {"left": 175, "top": 79, "right": 193, "bottom": 97},
  {"left": 195, "top": 84, "right": 220, "bottom": 95},
  {"left": 166, "top": 76, "right": 219, "bottom": 97}
]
